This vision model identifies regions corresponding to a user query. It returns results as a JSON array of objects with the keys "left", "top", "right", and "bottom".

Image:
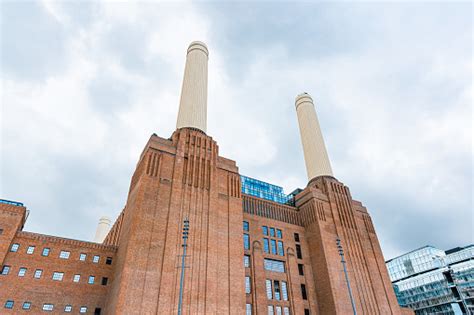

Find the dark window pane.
[
  {"left": 298, "top": 264, "right": 304, "bottom": 276},
  {"left": 296, "top": 244, "right": 302, "bottom": 259},
  {"left": 294, "top": 233, "right": 300, "bottom": 242},
  {"left": 301, "top": 284, "right": 308, "bottom": 300}
]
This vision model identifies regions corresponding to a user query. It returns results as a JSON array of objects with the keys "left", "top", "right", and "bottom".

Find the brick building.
[{"left": 0, "top": 41, "right": 410, "bottom": 314}]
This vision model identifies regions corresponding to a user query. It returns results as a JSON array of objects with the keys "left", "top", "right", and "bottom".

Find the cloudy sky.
[{"left": 1, "top": 1, "right": 472, "bottom": 260}]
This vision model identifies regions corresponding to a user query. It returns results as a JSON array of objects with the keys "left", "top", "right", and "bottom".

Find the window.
[
  {"left": 79, "top": 253, "right": 87, "bottom": 261},
  {"left": 245, "top": 276, "right": 251, "bottom": 294},
  {"left": 64, "top": 305, "right": 73, "bottom": 312},
  {"left": 266, "top": 279, "right": 273, "bottom": 299},
  {"left": 276, "top": 229, "right": 282, "bottom": 238},
  {"left": 80, "top": 306, "right": 88, "bottom": 313},
  {"left": 270, "top": 239, "right": 277, "bottom": 255},
  {"left": 93, "top": 255, "right": 100, "bottom": 263},
  {"left": 246, "top": 303, "right": 252, "bottom": 315},
  {"left": 277, "top": 241, "right": 284, "bottom": 256},
  {"left": 106, "top": 257, "right": 113, "bottom": 265},
  {"left": 101, "top": 277, "right": 108, "bottom": 285},
  {"left": 88, "top": 275, "right": 95, "bottom": 284},
  {"left": 244, "top": 255, "right": 250, "bottom": 268},
  {"left": 275, "top": 306, "right": 282, "bottom": 315},
  {"left": 52, "top": 272, "right": 64, "bottom": 281},
  {"left": 296, "top": 244, "right": 302, "bottom": 259},
  {"left": 263, "top": 238, "right": 270, "bottom": 253},
  {"left": 10, "top": 243, "right": 19, "bottom": 252},
  {"left": 281, "top": 281, "right": 288, "bottom": 300},
  {"left": 269, "top": 228, "right": 275, "bottom": 237},
  {"left": 94, "top": 308, "right": 101, "bottom": 315},
  {"left": 34, "top": 269, "right": 43, "bottom": 279},
  {"left": 262, "top": 226, "right": 268, "bottom": 235},
  {"left": 294, "top": 233, "right": 300, "bottom": 242},
  {"left": 243, "top": 234, "right": 250, "bottom": 250},
  {"left": 301, "top": 284, "right": 308, "bottom": 300},
  {"left": 59, "top": 251, "right": 70, "bottom": 259},
  {"left": 298, "top": 264, "right": 304, "bottom": 276},
  {"left": 43, "top": 304, "right": 54, "bottom": 311},
  {"left": 22, "top": 301, "right": 31, "bottom": 310},
  {"left": 243, "top": 221, "right": 249, "bottom": 231},
  {"left": 0, "top": 228, "right": 3, "bottom": 235},
  {"left": 73, "top": 274, "right": 81, "bottom": 282},
  {"left": 4, "top": 300, "right": 14, "bottom": 309},
  {"left": 18, "top": 267, "right": 27, "bottom": 277},
  {"left": 42, "top": 247, "right": 50, "bottom": 256},
  {"left": 274, "top": 280, "right": 281, "bottom": 300},
  {"left": 1, "top": 265, "right": 10, "bottom": 275},
  {"left": 304, "top": 309, "right": 310, "bottom": 315},
  {"left": 268, "top": 305, "right": 274, "bottom": 315},
  {"left": 264, "top": 259, "right": 285, "bottom": 273},
  {"left": 26, "top": 246, "right": 35, "bottom": 254},
  {"left": 283, "top": 307, "right": 290, "bottom": 315}
]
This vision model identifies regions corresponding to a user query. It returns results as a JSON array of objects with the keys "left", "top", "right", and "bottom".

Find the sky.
[{"left": 1, "top": 1, "right": 472, "bottom": 260}]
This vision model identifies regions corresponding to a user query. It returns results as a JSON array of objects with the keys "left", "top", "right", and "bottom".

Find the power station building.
[{"left": 0, "top": 41, "right": 410, "bottom": 314}]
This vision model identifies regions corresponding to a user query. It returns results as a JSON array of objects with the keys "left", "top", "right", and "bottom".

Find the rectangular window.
[
  {"left": 263, "top": 238, "right": 270, "bottom": 253},
  {"left": 268, "top": 305, "right": 274, "bottom": 315},
  {"left": 34, "top": 269, "right": 43, "bottom": 279},
  {"left": 94, "top": 308, "right": 101, "bottom": 315},
  {"left": 269, "top": 227, "right": 275, "bottom": 237},
  {"left": 296, "top": 244, "right": 302, "bottom": 259},
  {"left": 264, "top": 259, "right": 285, "bottom": 273},
  {"left": 277, "top": 241, "right": 284, "bottom": 256},
  {"left": 304, "top": 309, "right": 310, "bottom": 315},
  {"left": 270, "top": 240, "right": 277, "bottom": 255},
  {"left": 22, "top": 302, "right": 31, "bottom": 310},
  {"left": 106, "top": 257, "right": 113, "bottom": 265},
  {"left": 42, "top": 247, "right": 50, "bottom": 256},
  {"left": 73, "top": 274, "right": 81, "bottom": 282},
  {"left": 26, "top": 246, "right": 35, "bottom": 254},
  {"left": 246, "top": 303, "right": 252, "bottom": 315},
  {"left": 10, "top": 243, "right": 19, "bottom": 252},
  {"left": 79, "top": 253, "right": 87, "bottom": 261},
  {"left": 274, "top": 280, "right": 281, "bottom": 300},
  {"left": 0, "top": 228, "right": 3, "bottom": 235},
  {"left": 93, "top": 255, "right": 100, "bottom": 263},
  {"left": 294, "top": 233, "right": 300, "bottom": 242},
  {"left": 18, "top": 267, "right": 27, "bottom": 277},
  {"left": 262, "top": 226, "right": 268, "bottom": 235},
  {"left": 101, "top": 277, "right": 108, "bottom": 285},
  {"left": 298, "top": 264, "right": 304, "bottom": 276},
  {"left": 243, "top": 234, "right": 250, "bottom": 250},
  {"left": 52, "top": 272, "right": 64, "bottom": 281},
  {"left": 283, "top": 307, "right": 290, "bottom": 315},
  {"left": 4, "top": 300, "right": 14, "bottom": 309},
  {"left": 243, "top": 221, "right": 249, "bottom": 231},
  {"left": 88, "top": 275, "right": 95, "bottom": 284},
  {"left": 275, "top": 306, "right": 282, "bottom": 315},
  {"left": 80, "top": 306, "right": 88, "bottom": 313},
  {"left": 1, "top": 265, "right": 10, "bottom": 275},
  {"left": 276, "top": 229, "right": 282, "bottom": 238},
  {"left": 301, "top": 284, "right": 308, "bottom": 300},
  {"left": 59, "top": 251, "right": 70, "bottom": 259},
  {"left": 281, "top": 281, "right": 288, "bottom": 301},
  {"left": 244, "top": 255, "right": 250, "bottom": 268},
  {"left": 64, "top": 305, "right": 72, "bottom": 312},
  {"left": 266, "top": 279, "right": 273, "bottom": 299},
  {"left": 43, "top": 304, "right": 54, "bottom": 311},
  {"left": 245, "top": 276, "right": 251, "bottom": 294}
]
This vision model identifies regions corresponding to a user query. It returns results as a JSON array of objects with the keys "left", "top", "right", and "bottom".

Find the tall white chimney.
[
  {"left": 176, "top": 41, "right": 208, "bottom": 133},
  {"left": 93, "top": 216, "right": 111, "bottom": 243},
  {"left": 295, "top": 93, "right": 334, "bottom": 181}
]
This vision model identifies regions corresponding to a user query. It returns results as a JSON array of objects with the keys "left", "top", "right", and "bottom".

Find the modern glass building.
[
  {"left": 386, "top": 245, "right": 474, "bottom": 314},
  {"left": 240, "top": 175, "right": 296, "bottom": 205}
]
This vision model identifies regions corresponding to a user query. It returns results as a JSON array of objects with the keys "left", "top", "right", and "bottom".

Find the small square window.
[
  {"left": 93, "top": 255, "right": 100, "bottom": 263},
  {"left": 304, "top": 309, "right": 310, "bottom": 315},
  {"left": 52, "top": 272, "right": 64, "bottom": 281},
  {"left": 262, "top": 226, "right": 268, "bottom": 236},
  {"left": 298, "top": 264, "right": 304, "bottom": 276},
  {"left": 106, "top": 257, "right": 112, "bottom": 265},
  {"left": 18, "top": 267, "right": 27, "bottom": 277},
  {"left": 80, "top": 306, "right": 88, "bottom": 313},
  {"left": 59, "top": 251, "right": 70, "bottom": 259},
  {"left": 101, "top": 277, "right": 108, "bottom": 285},
  {"left": 269, "top": 228, "right": 275, "bottom": 237},
  {"left": 26, "top": 246, "right": 35, "bottom": 254},
  {"left": 244, "top": 255, "right": 250, "bottom": 268},
  {"left": 73, "top": 274, "right": 81, "bottom": 282},
  {"left": 294, "top": 233, "right": 300, "bottom": 243},
  {"left": 22, "top": 302, "right": 31, "bottom": 310},
  {"left": 10, "top": 243, "right": 19, "bottom": 252},
  {"left": 243, "top": 221, "right": 249, "bottom": 231},
  {"left": 1, "top": 265, "right": 10, "bottom": 275},
  {"left": 42, "top": 248, "right": 50, "bottom": 256},
  {"left": 64, "top": 305, "right": 73, "bottom": 312},
  {"left": 79, "top": 253, "right": 87, "bottom": 261},
  {"left": 0, "top": 228, "right": 3, "bottom": 235},
  {"left": 276, "top": 229, "right": 282, "bottom": 238},
  {"left": 4, "top": 300, "right": 14, "bottom": 309},
  {"left": 94, "top": 308, "right": 102, "bottom": 315},
  {"left": 43, "top": 303, "right": 54, "bottom": 311},
  {"left": 88, "top": 275, "right": 95, "bottom": 284},
  {"left": 34, "top": 269, "right": 43, "bottom": 279}
]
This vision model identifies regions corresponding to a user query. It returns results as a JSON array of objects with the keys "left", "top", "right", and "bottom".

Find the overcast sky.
[{"left": 1, "top": 1, "right": 472, "bottom": 260}]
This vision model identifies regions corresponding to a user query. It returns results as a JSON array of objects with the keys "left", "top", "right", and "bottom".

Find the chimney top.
[
  {"left": 295, "top": 92, "right": 314, "bottom": 110},
  {"left": 187, "top": 41, "right": 209, "bottom": 57}
]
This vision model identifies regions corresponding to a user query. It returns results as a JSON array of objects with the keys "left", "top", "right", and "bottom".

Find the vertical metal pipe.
[
  {"left": 337, "top": 238, "right": 357, "bottom": 315},
  {"left": 178, "top": 218, "right": 189, "bottom": 315}
]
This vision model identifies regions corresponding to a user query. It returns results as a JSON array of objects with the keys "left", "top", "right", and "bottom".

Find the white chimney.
[{"left": 93, "top": 216, "right": 111, "bottom": 243}]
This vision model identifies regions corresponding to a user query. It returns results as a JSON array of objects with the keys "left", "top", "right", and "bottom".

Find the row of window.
[
  {"left": 263, "top": 238, "right": 284, "bottom": 256},
  {"left": 4, "top": 300, "right": 99, "bottom": 313},
  {"left": 267, "top": 305, "right": 291, "bottom": 315},
  {"left": 263, "top": 226, "right": 282, "bottom": 239},
  {"left": 266, "top": 279, "right": 289, "bottom": 301},
  {"left": 245, "top": 255, "right": 304, "bottom": 277},
  {"left": 0, "top": 266, "right": 107, "bottom": 285},
  {"left": 9, "top": 244, "right": 112, "bottom": 264}
]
